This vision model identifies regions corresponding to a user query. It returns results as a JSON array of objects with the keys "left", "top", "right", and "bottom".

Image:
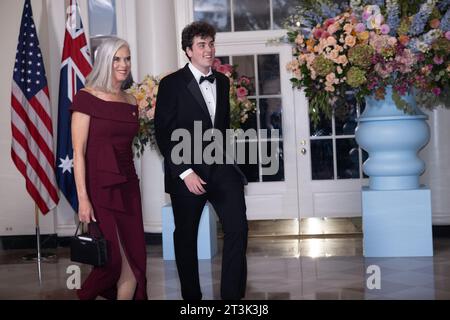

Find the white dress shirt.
[{"left": 179, "top": 63, "right": 217, "bottom": 180}]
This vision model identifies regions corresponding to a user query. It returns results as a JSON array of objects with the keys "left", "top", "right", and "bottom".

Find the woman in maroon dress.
[{"left": 71, "top": 37, "right": 147, "bottom": 300}]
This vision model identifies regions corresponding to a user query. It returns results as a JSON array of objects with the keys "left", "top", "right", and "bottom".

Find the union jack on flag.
[
  {"left": 56, "top": 0, "right": 92, "bottom": 213},
  {"left": 11, "top": 0, "right": 59, "bottom": 214}
]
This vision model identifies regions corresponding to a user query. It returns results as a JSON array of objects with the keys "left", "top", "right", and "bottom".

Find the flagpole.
[{"left": 35, "top": 204, "right": 42, "bottom": 286}]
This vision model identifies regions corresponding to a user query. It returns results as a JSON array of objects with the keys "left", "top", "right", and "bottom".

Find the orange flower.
[
  {"left": 306, "top": 38, "right": 315, "bottom": 47},
  {"left": 429, "top": 19, "right": 440, "bottom": 29},
  {"left": 357, "top": 31, "right": 369, "bottom": 41},
  {"left": 399, "top": 35, "right": 410, "bottom": 46}
]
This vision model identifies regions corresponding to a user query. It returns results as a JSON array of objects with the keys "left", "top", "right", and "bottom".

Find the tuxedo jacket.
[{"left": 155, "top": 64, "right": 247, "bottom": 195}]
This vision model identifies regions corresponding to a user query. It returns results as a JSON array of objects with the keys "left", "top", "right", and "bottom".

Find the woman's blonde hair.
[{"left": 85, "top": 37, "right": 133, "bottom": 92}]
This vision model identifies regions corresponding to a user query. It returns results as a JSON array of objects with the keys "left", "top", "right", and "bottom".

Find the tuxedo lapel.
[
  {"left": 213, "top": 71, "right": 226, "bottom": 129},
  {"left": 182, "top": 64, "right": 213, "bottom": 126}
]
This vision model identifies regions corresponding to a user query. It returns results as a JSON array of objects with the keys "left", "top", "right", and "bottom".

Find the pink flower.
[
  {"left": 239, "top": 76, "right": 250, "bottom": 86},
  {"left": 217, "top": 64, "right": 233, "bottom": 75},
  {"left": 362, "top": 12, "right": 371, "bottom": 20},
  {"left": 323, "top": 18, "right": 335, "bottom": 29},
  {"left": 236, "top": 87, "right": 248, "bottom": 99},
  {"left": 326, "top": 36, "right": 337, "bottom": 46},
  {"left": 434, "top": 56, "right": 444, "bottom": 65},
  {"left": 445, "top": 31, "right": 450, "bottom": 40},
  {"left": 321, "top": 31, "right": 331, "bottom": 39},
  {"left": 327, "top": 23, "right": 339, "bottom": 35},
  {"left": 146, "top": 108, "right": 155, "bottom": 119},
  {"left": 355, "top": 23, "right": 366, "bottom": 33},
  {"left": 432, "top": 87, "right": 441, "bottom": 96},
  {"left": 380, "top": 24, "right": 390, "bottom": 35},
  {"left": 313, "top": 28, "right": 323, "bottom": 39}
]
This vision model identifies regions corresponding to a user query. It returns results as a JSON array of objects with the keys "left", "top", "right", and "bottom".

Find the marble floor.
[{"left": 1, "top": 235, "right": 450, "bottom": 300}]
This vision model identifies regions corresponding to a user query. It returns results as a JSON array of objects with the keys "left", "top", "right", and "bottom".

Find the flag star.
[
  {"left": 28, "top": 61, "right": 32, "bottom": 65},
  {"left": 30, "top": 43, "right": 34, "bottom": 47},
  {"left": 58, "top": 155, "right": 74, "bottom": 174},
  {"left": 36, "top": 80, "right": 40, "bottom": 84},
  {"left": 27, "top": 79, "right": 31, "bottom": 83},
  {"left": 21, "top": 69, "right": 24, "bottom": 73},
  {"left": 27, "top": 70, "right": 31, "bottom": 74},
  {"left": 31, "top": 34, "right": 35, "bottom": 38},
  {"left": 31, "top": 24, "right": 35, "bottom": 29},
  {"left": 37, "top": 53, "right": 41, "bottom": 57},
  {"left": 37, "top": 63, "right": 41, "bottom": 66},
  {"left": 14, "top": 68, "right": 17, "bottom": 72},
  {"left": 27, "top": 88, "right": 31, "bottom": 92},
  {"left": 28, "top": 52, "right": 33, "bottom": 56}
]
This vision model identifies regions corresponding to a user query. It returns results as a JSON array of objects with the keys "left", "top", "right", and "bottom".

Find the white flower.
[{"left": 366, "top": 13, "right": 384, "bottom": 30}]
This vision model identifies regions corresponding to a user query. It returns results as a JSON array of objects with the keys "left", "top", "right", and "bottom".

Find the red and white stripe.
[{"left": 11, "top": 81, "right": 59, "bottom": 214}]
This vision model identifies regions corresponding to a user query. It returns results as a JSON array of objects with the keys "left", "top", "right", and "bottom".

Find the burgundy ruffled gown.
[{"left": 70, "top": 90, "right": 147, "bottom": 300}]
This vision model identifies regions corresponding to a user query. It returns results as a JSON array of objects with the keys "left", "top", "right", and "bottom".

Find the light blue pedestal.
[
  {"left": 362, "top": 186, "right": 433, "bottom": 257},
  {"left": 162, "top": 203, "right": 218, "bottom": 260}
]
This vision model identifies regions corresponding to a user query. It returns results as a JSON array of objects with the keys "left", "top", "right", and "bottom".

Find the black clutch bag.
[{"left": 70, "top": 222, "right": 108, "bottom": 267}]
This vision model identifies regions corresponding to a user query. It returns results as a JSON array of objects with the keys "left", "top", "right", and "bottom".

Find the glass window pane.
[
  {"left": 260, "top": 98, "right": 282, "bottom": 138},
  {"left": 273, "top": 0, "right": 299, "bottom": 29},
  {"left": 336, "top": 139, "right": 360, "bottom": 179},
  {"left": 310, "top": 112, "right": 332, "bottom": 137},
  {"left": 311, "top": 140, "right": 334, "bottom": 180},
  {"left": 193, "top": 0, "right": 231, "bottom": 32},
  {"left": 88, "top": 0, "right": 117, "bottom": 37},
  {"left": 234, "top": 0, "right": 270, "bottom": 31},
  {"left": 258, "top": 54, "right": 280, "bottom": 95},
  {"left": 232, "top": 55, "right": 256, "bottom": 96},
  {"left": 335, "top": 93, "right": 359, "bottom": 135},
  {"left": 236, "top": 140, "right": 259, "bottom": 182},
  {"left": 262, "top": 141, "right": 284, "bottom": 182}
]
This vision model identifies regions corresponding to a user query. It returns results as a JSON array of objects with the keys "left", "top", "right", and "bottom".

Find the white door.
[
  {"left": 216, "top": 36, "right": 299, "bottom": 220},
  {"left": 294, "top": 89, "right": 367, "bottom": 218}
]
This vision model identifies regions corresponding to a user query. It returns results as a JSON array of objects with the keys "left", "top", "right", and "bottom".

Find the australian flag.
[{"left": 56, "top": 0, "right": 92, "bottom": 213}]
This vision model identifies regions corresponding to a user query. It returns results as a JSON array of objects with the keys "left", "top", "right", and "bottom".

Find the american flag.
[
  {"left": 11, "top": 0, "right": 59, "bottom": 215},
  {"left": 56, "top": 0, "right": 92, "bottom": 213}
]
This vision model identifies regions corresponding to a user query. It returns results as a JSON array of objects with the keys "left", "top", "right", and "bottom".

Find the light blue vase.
[{"left": 355, "top": 86, "right": 430, "bottom": 190}]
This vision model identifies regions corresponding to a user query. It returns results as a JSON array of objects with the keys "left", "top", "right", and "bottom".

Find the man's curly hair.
[{"left": 181, "top": 21, "right": 216, "bottom": 60}]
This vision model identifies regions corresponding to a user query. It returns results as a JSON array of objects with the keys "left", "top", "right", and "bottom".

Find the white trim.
[
  {"left": 143, "top": 222, "right": 162, "bottom": 233},
  {"left": 174, "top": 0, "right": 194, "bottom": 67},
  {"left": 432, "top": 214, "right": 450, "bottom": 225},
  {"left": 116, "top": 0, "right": 138, "bottom": 80}
]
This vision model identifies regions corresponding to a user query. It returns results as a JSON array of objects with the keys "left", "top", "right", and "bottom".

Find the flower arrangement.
[
  {"left": 127, "top": 74, "right": 161, "bottom": 157},
  {"left": 285, "top": 0, "right": 450, "bottom": 126},
  {"left": 212, "top": 58, "right": 257, "bottom": 129}
]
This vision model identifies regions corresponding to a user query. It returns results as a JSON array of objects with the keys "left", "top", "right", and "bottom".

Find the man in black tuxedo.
[{"left": 155, "top": 21, "right": 248, "bottom": 300}]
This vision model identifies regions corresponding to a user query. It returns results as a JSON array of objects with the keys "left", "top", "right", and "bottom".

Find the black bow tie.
[{"left": 199, "top": 74, "right": 215, "bottom": 84}]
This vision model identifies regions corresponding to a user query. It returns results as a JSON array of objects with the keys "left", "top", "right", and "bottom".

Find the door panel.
[
  {"left": 294, "top": 90, "right": 367, "bottom": 218},
  {"left": 216, "top": 42, "right": 298, "bottom": 219}
]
